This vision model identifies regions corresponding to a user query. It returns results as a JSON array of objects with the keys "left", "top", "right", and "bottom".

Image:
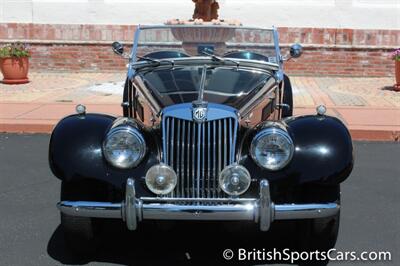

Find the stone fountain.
[{"left": 165, "top": 0, "right": 242, "bottom": 55}]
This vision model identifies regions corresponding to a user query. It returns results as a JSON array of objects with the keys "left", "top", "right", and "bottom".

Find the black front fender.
[
  {"left": 49, "top": 114, "right": 115, "bottom": 184},
  {"left": 286, "top": 115, "right": 354, "bottom": 184},
  {"left": 241, "top": 115, "right": 354, "bottom": 185},
  {"left": 48, "top": 113, "right": 160, "bottom": 193}
]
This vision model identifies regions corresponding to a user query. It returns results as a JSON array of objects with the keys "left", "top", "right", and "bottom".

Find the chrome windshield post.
[
  {"left": 272, "top": 26, "right": 284, "bottom": 83},
  {"left": 127, "top": 25, "right": 141, "bottom": 80}
]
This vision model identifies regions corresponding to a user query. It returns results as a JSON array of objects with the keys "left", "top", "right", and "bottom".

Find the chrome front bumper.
[{"left": 57, "top": 179, "right": 339, "bottom": 231}]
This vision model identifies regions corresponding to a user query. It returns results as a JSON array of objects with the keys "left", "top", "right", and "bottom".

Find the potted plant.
[
  {"left": 391, "top": 48, "right": 400, "bottom": 91},
  {"left": 0, "top": 42, "right": 30, "bottom": 84}
]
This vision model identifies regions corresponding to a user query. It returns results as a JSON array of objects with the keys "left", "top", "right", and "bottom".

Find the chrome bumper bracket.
[
  {"left": 125, "top": 178, "right": 137, "bottom": 230},
  {"left": 57, "top": 179, "right": 340, "bottom": 232},
  {"left": 259, "top": 179, "right": 272, "bottom": 231}
]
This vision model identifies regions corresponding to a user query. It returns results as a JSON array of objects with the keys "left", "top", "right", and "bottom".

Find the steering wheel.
[
  {"left": 141, "top": 51, "right": 190, "bottom": 60},
  {"left": 223, "top": 51, "right": 269, "bottom": 62}
]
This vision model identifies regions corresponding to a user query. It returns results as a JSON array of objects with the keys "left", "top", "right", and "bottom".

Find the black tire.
[
  {"left": 282, "top": 74, "right": 294, "bottom": 118},
  {"left": 60, "top": 181, "right": 99, "bottom": 255},
  {"left": 61, "top": 213, "right": 97, "bottom": 255},
  {"left": 296, "top": 185, "right": 341, "bottom": 265}
]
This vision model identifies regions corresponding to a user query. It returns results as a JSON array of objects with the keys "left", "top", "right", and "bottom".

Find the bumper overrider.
[{"left": 57, "top": 179, "right": 339, "bottom": 231}]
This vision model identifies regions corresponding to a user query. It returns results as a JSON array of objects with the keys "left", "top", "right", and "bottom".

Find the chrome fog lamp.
[
  {"left": 219, "top": 164, "right": 251, "bottom": 196},
  {"left": 103, "top": 126, "right": 146, "bottom": 169},
  {"left": 145, "top": 164, "right": 177, "bottom": 195},
  {"left": 250, "top": 127, "right": 294, "bottom": 171}
]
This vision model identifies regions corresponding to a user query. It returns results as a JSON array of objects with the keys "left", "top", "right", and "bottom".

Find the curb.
[
  {"left": 0, "top": 122, "right": 55, "bottom": 134},
  {"left": 349, "top": 129, "right": 400, "bottom": 142},
  {"left": 1, "top": 121, "right": 399, "bottom": 142}
]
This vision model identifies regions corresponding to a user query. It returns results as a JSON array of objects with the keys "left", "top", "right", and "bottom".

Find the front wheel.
[
  {"left": 61, "top": 213, "right": 98, "bottom": 255},
  {"left": 296, "top": 185, "right": 341, "bottom": 265},
  {"left": 60, "top": 181, "right": 100, "bottom": 255},
  {"left": 297, "top": 213, "right": 340, "bottom": 250}
]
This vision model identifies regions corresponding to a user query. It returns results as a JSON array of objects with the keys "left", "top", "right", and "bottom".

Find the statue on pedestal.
[
  {"left": 166, "top": 0, "right": 241, "bottom": 26},
  {"left": 192, "top": 0, "right": 219, "bottom": 22}
]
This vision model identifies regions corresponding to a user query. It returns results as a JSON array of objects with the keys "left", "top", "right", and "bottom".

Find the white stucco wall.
[{"left": 0, "top": 0, "right": 399, "bottom": 29}]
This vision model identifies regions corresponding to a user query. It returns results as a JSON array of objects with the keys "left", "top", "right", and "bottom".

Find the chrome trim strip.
[
  {"left": 223, "top": 119, "right": 227, "bottom": 168},
  {"left": 218, "top": 119, "right": 222, "bottom": 197},
  {"left": 57, "top": 201, "right": 122, "bottom": 219},
  {"left": 201, "top": 122, "right": 205, "bottom": 198},
  {"left": 176, "top": 119, "right": 181, "bottom": 198},
  {"left": 170, "top": 118, "right": 175, "bottom": 197},
  {"left": 166, "top": 117, "right": 170, "bottom": 164},
  {"left": 187, "top": 122, "right": 191, "bottom": 197},
  {"left": 141, "top": 203, "right": 256, "bottom": 221},
  {"left": 198, "top": 65, "right": 207, "bottom": 102},
  {"left": 274, "top": 203, "right": 340, "bottom": 220},
  {"left": 181, "top": 120, "right": 186, "bottom": 197},
  {"left": 192, "top": 121, "right": 195, "bottom": 196},
  {"left": 212, "top": 120, "right": 217, "bottom": 198},
  {"left": 140, "top": 197, "right": 257, "bottom": 203},
  {"left": 196, "top": 122, "right": 201, "bottom": 198},
  {"left": 207, "top": 123, "right": 211, "bottom": 198},
  {"left": 171, "top": 117, "right": 175, "bottom": 167},
  {"left": 229, "top": 118, "right": 233, "bottom": 163}
]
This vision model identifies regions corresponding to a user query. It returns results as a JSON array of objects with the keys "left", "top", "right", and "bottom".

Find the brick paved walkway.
[{"left": 0, "top": 72, "right": 399, "bottom": 141}]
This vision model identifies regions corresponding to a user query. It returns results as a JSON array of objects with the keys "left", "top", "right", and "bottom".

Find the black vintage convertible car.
[{"left": 49, "top": 25, "right": 353, "bottom": 258}]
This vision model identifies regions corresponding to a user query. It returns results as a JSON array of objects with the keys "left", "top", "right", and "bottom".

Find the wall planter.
[
  {"left": 0, "top": 57, "right": 30, "bottom": 84},
  {"left": 391, "top": 49, "right": 400, "bottom": 91},
  {"left": 0, "top": 43, "right": 30, "bottom": 84},
  {"left": 395, "top": 60, "right": 400, "bottom": 91}
]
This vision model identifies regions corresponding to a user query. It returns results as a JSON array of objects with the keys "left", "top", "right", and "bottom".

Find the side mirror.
[
  {"left": 289, "top": 43, "right": 303, "bottom": 58},
  {"left": 112, "top": 41, "right": 124, "bottom": 56}
]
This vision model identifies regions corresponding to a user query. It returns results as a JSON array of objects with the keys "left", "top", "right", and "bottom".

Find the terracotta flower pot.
[
  {"left": 0, "top": 57, "right": 30, "bottom": 84},
  {"left": 395, "top": 60, "right": 400, "bottom": 91}
]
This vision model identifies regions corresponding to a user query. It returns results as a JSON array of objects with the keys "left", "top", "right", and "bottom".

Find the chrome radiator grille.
[{"left": 163, "top": 117, "right": 238, "bottom": 198}]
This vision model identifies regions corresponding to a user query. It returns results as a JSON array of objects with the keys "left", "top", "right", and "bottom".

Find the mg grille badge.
[{"left": 192, "top": 101, "right": 208, "bottom": 123}]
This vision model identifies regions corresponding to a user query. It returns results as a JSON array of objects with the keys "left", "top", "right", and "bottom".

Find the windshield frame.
[{"left": 128, "top": 25, "right": 283, "bottom": 81}]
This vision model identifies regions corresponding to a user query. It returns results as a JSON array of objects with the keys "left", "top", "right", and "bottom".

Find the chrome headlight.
[
  {"left": 103, "top": 126, "right": 146, "bottom": 169},
  {"left": 250, "top": 127, "right": 294, "bottom": 171}
]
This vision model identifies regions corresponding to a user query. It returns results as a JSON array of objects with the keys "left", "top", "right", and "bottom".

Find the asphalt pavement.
[{"left": 0, "top": 134, "right": 399, "bottom": 266}]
